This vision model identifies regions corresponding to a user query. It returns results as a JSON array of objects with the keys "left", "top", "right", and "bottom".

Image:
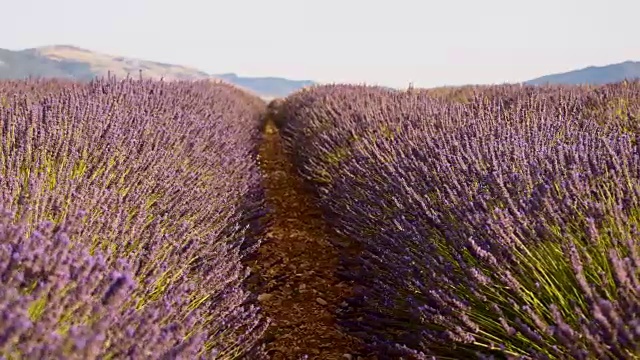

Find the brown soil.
[{"left": 249, "top": 120, "right": 372, "bottom": 360}]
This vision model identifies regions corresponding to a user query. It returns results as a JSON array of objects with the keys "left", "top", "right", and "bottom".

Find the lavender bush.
[
  {"left": 0, "top": 209, "right": 206, "bottom": 359},
  {"left": 0, "top": 77, "right": 268, "bottom": 358},
  {"left": 279, "top": 82, "right": 640, "bottom": 359}
]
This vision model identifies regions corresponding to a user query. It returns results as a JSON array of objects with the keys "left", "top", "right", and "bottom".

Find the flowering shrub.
[
  {"left": 0, "top": 209, "right": 208, "bottom": 359},
  {"left": 0, "top": 78, "right": 268, "bottom": 359},
  {"left": 279, "top": 82, "right": 640, "bottom": 359}
]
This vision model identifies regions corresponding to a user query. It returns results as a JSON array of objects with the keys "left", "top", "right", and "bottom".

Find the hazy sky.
[{"left": 2, "top": 0, "right": 638, "bottom": 88}]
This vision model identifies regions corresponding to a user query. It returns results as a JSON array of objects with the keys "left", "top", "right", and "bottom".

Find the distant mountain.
[
  {"left": 0, "top": 47, "right": 83, "bottom": 79},
  {"left": 215, "top": 73, "right": 314, "bottom": 99},
  {"left": 0, "top": 45, "right": 315, "bottom": 99},
  {"left": 526, "top": 60, "right": 640, "bottom": 86}
]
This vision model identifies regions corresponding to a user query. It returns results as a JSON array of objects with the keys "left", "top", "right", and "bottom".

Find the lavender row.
[
  {"left": 278, "top": 82, "right": 640, "bottom": 359},
  {"left": 0, "top": 78, "right": 268, "bottom": 359}
]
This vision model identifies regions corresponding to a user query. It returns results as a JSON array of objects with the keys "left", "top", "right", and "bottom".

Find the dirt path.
[{"left": 249, "top": 120, "right": 369, "bottom": 360}]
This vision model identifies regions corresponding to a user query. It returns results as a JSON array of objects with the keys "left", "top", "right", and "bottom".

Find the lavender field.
[
  {"left": 276, "top": 81, "right": 640, "bottom": 359},
  {"left": 1, "top": 77, "right": 639, "bottom": 360},
  {"left": 0, "top": 78, "right": 269, "bottom": 359}
]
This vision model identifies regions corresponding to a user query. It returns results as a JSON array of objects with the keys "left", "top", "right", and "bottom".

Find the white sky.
[{"left": 1, "top": 0, "right": 638, "bottom": 88}]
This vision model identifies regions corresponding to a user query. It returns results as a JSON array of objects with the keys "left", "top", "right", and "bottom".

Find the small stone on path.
[{"left": 316, "top": 297, "right": 328, "bottom": 306}]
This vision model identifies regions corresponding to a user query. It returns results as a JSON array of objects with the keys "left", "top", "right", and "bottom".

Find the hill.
[
  {"left": 0, "top": 45, "right": 314, "bottom": 98},
  {"left": 526, "top": 60, "right": 640, "bottom": 85}
]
